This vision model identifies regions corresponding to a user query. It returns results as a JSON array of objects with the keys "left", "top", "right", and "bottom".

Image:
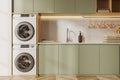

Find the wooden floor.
[{"left": 0, "top": 76, "right": 120, "bottom": 80}]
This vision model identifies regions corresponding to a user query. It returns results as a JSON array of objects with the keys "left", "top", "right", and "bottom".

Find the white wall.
[
  {"left": 41, "top": 17, "right": 120, "bottom": 43},
  {"left": 0, "top": 0, "right": 11, "bottom": 76}
]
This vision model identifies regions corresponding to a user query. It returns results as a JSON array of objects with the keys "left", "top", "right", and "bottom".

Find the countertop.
[{"left": 38, "top": 42, "right": 120, "bottom": 45}]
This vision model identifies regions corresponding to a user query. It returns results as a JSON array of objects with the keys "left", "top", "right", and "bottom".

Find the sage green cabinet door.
[
  {"left": 34, "top": 0, "right": 54, "bottom": 13},
  {"left": 14, "top": 0, "right": 33, "bottom": 13},
  {"left": 79, "top": 45, "right": 99, "bottom": 75},
  {"left": 39, "top": 45, "right": 58, "bottom": 75},
  {"left": 55, "top": 0, "right": 75, "bottom": 13},
  {"left": 76, "top": 0, "right": 96, "bottom": 14},
  {"left": 59, "top": 45, "right": 78, "bottom": 75},
  {"left": 100, "top": 45, "right": 119, "bottom": 75}
]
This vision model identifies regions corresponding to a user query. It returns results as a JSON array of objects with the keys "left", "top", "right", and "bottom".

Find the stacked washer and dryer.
[{"left": 13, "top": 14, "right": 37, "bottom": 76}]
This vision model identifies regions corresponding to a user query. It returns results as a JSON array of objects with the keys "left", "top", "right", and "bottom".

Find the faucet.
[
  {"left": 66, "top": 28, "right": 70, "bottom": 42},
  {"left": 66, "top": 28, "right": 75, "bottom": 42}
]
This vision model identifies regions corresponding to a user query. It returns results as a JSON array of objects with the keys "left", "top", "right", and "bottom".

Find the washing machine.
[
  {"left": 13, "top": 14, "right": 37, "bottom": 44},
  {"left": 13, "top": 44, "right": 36, "bottom": 75}
]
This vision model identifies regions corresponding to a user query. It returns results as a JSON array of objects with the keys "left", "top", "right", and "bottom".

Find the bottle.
[{"left": 78, "top": 31, "right": 82, "bottom": 43}]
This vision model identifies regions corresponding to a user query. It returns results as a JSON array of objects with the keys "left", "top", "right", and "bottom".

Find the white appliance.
[
  {"left": 13, "top": 44, "right": 36, "bottom": 75},
  {"left": 13, "top": 14, "right": 37, "bottom": 75},
  {"left": 13, "top": 14, "right": 37, "bottom": 44}
]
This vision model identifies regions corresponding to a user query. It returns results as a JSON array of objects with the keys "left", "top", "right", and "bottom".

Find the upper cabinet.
[
  {"left": 13, "top": 0, "right": 120, "bottom": 14},
  {"left": 55, "top": 0, "right": 75, "bottom": 13},
  {"left": 76, "top": 0, "right": 96, "bottom": 14},
  {"left": 13, "top": 0, "right": 33, "bottom": 13},
  {"left": 34, "top": 0, "right": 54, "bottom": 13},
  {"left": 13, "top": 0, "right": 96, "bottom": 14}
]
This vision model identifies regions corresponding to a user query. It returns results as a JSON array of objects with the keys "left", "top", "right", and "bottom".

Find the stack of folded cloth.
[{"left": 103, "top": 35, "right": 120, "bottom": 43}]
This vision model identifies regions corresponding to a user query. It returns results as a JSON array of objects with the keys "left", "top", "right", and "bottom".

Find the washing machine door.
[
  {"left": 15, "top": 53, "right": 34, "bottom": 72},
  {"left": 15, "top": 22, "right": 34, "bottom": 41}
]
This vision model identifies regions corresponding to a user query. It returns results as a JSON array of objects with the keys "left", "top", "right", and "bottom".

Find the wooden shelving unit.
[
  {"left": 37, "top": 14, "right": 42, "bottom": 43},
  {"left": 97, "top": 0, "right": 110, "bottom": 10},
  {"left": 97, "top": 0, "right": 120, "bottom": 13},
  {"left": 112, "top": 0, "right": 120, "bottom": 12}
]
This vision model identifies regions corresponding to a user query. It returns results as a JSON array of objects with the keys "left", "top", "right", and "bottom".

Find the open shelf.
[
  {"left": 97, "top": 0, "right": 110, "bottom": 10},
  {"left": 97, "top": 0, "right": 120, "bottom": 13},
  {"left": 112, "top": 0, "right": 120, "bottom": 12},
  {"left": 97, "top": 0, "right": 111, "bottom": 13}
]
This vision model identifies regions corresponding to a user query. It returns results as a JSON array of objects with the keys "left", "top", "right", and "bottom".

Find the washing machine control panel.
[
  {"left": 21, "top": 45, "right": 29, "bottom": 48},
  {"left": 21, "top": 14, "right": 29, "bottom": 17},
  {"left": 13, "top": 44, "right": 36, "bottom": 49}
]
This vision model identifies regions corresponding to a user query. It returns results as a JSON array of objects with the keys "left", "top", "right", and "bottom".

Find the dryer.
[
  {"left": 13, "top": 44, "right": 36, "bottom": 75},
  {"left": 13, "top": 14, "right": 37, "bottom": 44}
]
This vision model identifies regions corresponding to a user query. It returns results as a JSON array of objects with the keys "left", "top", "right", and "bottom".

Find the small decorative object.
[{"left": 116, "top": 26, "right": 120, "bottom": 34}]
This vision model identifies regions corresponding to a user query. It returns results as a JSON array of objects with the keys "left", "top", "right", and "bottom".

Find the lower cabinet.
[
  {"left": 39, "top": 45, "right": 58, "bottom": 75},
  {"left": 79, "top": 44, "right": 119, "bottom": 75},
  {"left": 59, "top": 45, "right": 78, "bottom": 75},
  {"left": 100, "top": 45, "right": 119, "bottom": 75},
  {"left": 79, "top": 45, "right": 99, "bottom": 75},
  {"left": 39, "top": 44, "right": 78, "bottom": 75},
  {"left": 39, "top": 44, "right": 120, "bottom": 75}
]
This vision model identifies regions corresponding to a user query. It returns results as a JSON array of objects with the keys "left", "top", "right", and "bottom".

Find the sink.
[{"left": 41, "top": 40, "right": 55, "bottom": 43}]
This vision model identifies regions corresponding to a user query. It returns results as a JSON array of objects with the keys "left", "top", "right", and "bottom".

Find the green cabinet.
[
  {"left": 34, "top": 0, "right": 54, "bottom": 13},
  {"left": 100, "top": 45, "right": 119, "bottom": 75},
  {"left": 13, "top": 0, "right": 97, "bottom": 14},
  {"left": 76, "top": 0, "right": 96, "bottom": 14},
  {"left": 39, "top": 45, "right": 58, "bottom": 75},
  {"left": 79, "top": 45, "right": 99, "bottom": 75},
  {"left": 59, "top": 45, "right": 78, "bottom": 75},
  {"left": 13, "top": 0, "right": 33, "bottom": 13},
  {"left": 39, "top": 44, "right": 119, "bottom": 75},
  {"left": 55, "top": 0, "right": 75, "bottom": 13}
]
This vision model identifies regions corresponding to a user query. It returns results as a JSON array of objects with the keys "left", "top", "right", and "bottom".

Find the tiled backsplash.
[{"left": 41, "top": 17, "right": 120, "bottom": 43}]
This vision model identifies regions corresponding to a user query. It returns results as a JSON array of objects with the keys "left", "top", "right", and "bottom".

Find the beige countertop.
[{"left": 38, "top": 42, "right": 120, "bottom": 45}]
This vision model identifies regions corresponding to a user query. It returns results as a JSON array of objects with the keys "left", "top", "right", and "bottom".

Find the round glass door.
[
  {"left": 15, "top": 22, "right": 34, "bottom": 41},
  {"left": 15, "top": 53, "right": 34, "bottom": 72}
]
